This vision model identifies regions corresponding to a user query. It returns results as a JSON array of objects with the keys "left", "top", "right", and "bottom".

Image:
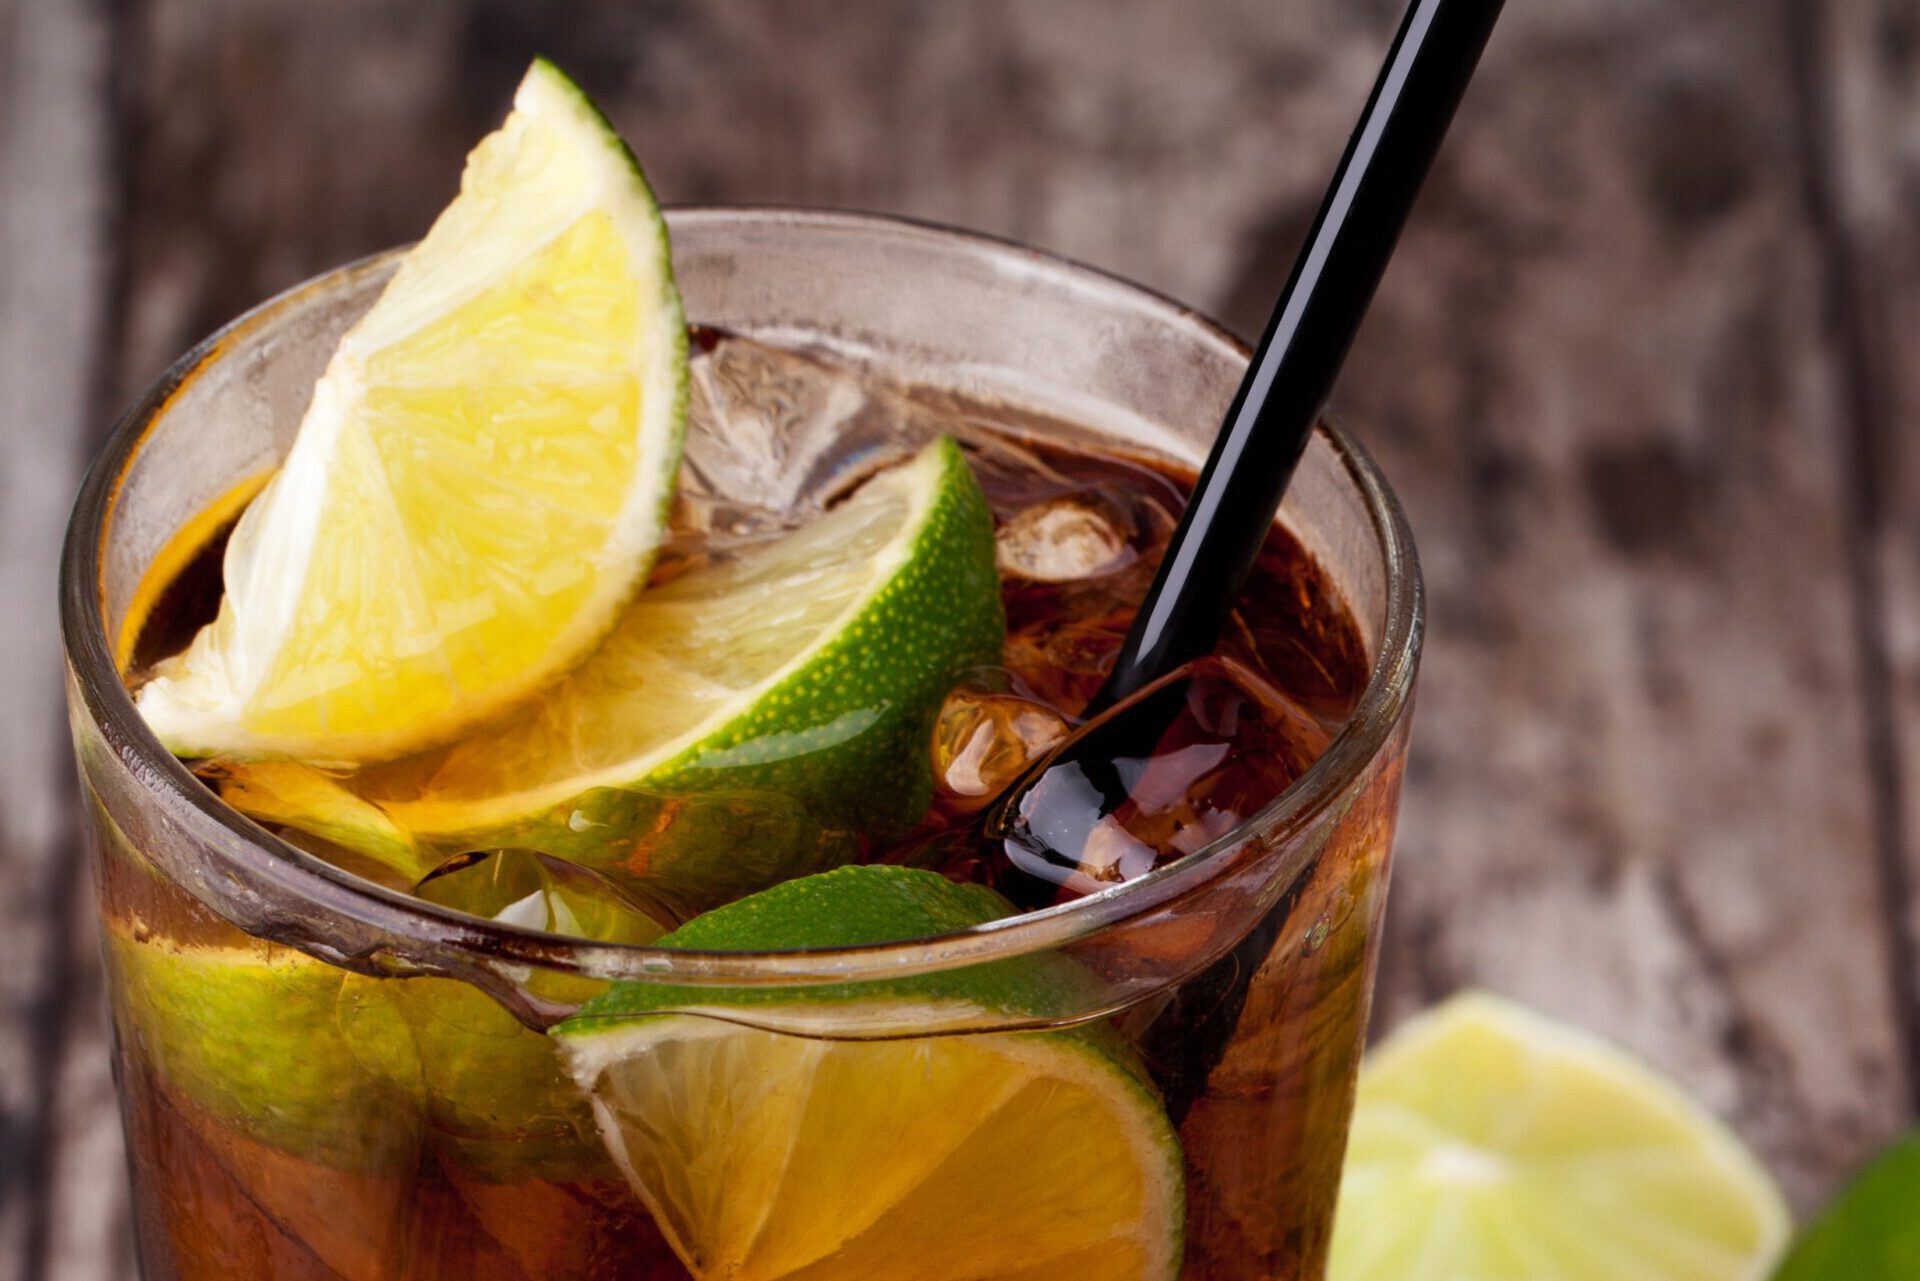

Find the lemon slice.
[
  {"left": 1330, "top": 993, "right": 1791, "bottom": 1281},
  {"left": 216, "top": 436, "right": 1004, "bottom": 906},
  {"left": 137, "top": 58, "right": 687, "bottom": 764},
  {"left": 555, "top": 866, "right": 1186, "bottom": 1281}
]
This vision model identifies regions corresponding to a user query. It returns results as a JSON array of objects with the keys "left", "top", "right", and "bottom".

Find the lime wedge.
[
  {"left": 1330, "top": 993, "right": 1790, "bottom": 1281},
  {"left": 109, "top": 927, "right": 613, "bottom": 1183},
  {"left": 137, "top": 58, "right": 687, "bottom": 764},
  {"left": 106, "top": 933, "right": 417, "bottom": 1173},
  {"left": 218, "top": 436, "right": 1004, "bottom": 905},
  {"left": 554, "top": 866, "right": 1186, "bottom": 1281}
]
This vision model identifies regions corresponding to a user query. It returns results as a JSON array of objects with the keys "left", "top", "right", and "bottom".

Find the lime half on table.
[
  {"left": 138, "top": 58, "right": 687, "bottom": 765},
  {"left": 555, "top": 865, "right": 1186, "bottom": 1281},
  {"left": 1331, "top": 993, "right": 1790, "bottom": 1281}
]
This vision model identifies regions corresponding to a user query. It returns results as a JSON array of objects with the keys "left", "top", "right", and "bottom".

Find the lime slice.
[
  {"left": 219, "top": 436, "right": 1004, "bottom": 905},
  {"left": 137, "top": 58, "right": 687, "bottom": 764},
  {"left": 124, "top": 954, "right": 614, "bottom": 1280},
  {"left": 1330, "top": 993, "right": 1790, "bottom": 1281},
  {"left": 110, "top": 926, "right": 622, "bottom": 1185},
  {"left": 554, "top": 865, "right": 1186, "bottom": 1281},
  {"left": 107, "top": 932, "right": 417, "bottom": 1173},
  {"left": 343, "top": 973, "right": 618, "bottom": 1185}
]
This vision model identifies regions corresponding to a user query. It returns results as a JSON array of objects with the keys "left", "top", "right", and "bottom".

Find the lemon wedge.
[{"left": 138, "top": 59, "right": 686, "bottom": 764}]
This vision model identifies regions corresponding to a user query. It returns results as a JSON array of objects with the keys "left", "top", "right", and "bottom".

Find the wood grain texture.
[
  {"left": 0, "top": 0, "right": 127, "bottom": 1278},
  {"left": 39, "top": 879, "right": 132, "bottom": 1281},
  {"left": 13, "top": 0, "right": 1918, "bottom": 1270},
  {"left": 1334, "top": 0, "right": 1916, "bottom": 1206},
  {"left": 1807, "top": 0, "right": 1920, "bottom": 1104}
]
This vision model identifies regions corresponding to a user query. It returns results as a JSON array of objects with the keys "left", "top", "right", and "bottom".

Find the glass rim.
[{"left": 60, "top": 205, "right": 1425, "bottom": 986}]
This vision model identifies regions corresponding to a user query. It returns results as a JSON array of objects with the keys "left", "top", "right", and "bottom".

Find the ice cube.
[
  {"left": 984, "top": 657, "right": 1335, "bottom": 907},
  {"left": 994, "top": 493, "right": 1135, "bottom": 582},
  {"left": 996, "top": 488, "right": 1167, "bottom": 713},
  {"left": 676, "top": 329, "right": 948, "bottom": 542},
  {"left": 1003, "top": 615, "right": 1131, "bottom": 714},
  {"left": 931, "top": 684, "right": 1069, "bottom": 810},
  {"left": 414, "top": 849, "right": 674, "bottom": 945}
]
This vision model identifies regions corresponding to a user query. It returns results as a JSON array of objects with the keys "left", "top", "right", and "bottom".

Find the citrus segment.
[
  {"left": 1330, "top": 993, "right": 1790, "bottom": 1281},
  {"left": 106, "top": 932, "right": 416, "bottom": 1173},
  {"left": 214, "top": 437, "right": 1004, "bottom": 906},
  {"left": 555, "top": 866, "right": 1184, "bottom": 1281},
  {"left": 110, "top": 926, "right": 619, "bottom": 1186},
  {"left": 137, "top": 59, "right": 686, "bottom": 764}
]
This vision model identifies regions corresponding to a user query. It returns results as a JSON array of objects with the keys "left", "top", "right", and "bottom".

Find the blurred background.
[{"left": 4, "top": 0, "right": 1918, "bottom": 1275}]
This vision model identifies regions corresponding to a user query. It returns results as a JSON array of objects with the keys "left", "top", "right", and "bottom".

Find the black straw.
[{"left": 1091, "top": 0, "right": 1505, "bottom": 713}]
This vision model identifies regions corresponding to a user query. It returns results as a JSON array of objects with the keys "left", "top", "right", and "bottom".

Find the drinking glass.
[{"left": 62, "top": 209, "right": 1423, "bottom": 1281}]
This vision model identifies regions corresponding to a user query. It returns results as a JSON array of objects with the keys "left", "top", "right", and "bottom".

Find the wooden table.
[{"left": 4, "top": 1, "right": 1917, "bottom": 1275}]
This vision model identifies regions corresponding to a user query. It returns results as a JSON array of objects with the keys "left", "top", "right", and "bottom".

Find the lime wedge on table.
[
  {"left": 137, "top": 57, "right": 687, "bottom": 764},
  {"left": 1330, "top": 993, "right": 1790, "bottom": 1281},
  {"left": 555, "top": 865, "right": 1186, "bottom": 1281},
  {"left": 219, "top": 436, "right": 1004, "bottom": 905}
]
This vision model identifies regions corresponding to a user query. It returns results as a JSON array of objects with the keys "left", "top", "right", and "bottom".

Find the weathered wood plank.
[
  {"left": 0, "top": 0, "right": 121, "bottom": 1277},
  {"left": 112, "top": 0, "right": 1395, "bottom": 396},
  {"left": 105, "top": 0, "right": 1913, "bottom": 1243},
  {"left": 1808, "top": 0, "right": 1920, "bottom": 1106},
  {"left": 41, "top": 888, "right": 133, "bottom": 1281},
  {"left": 1337, "top": 0, "right": 1914, "bottom": 1205},
  {"left": 112, "top": 0, "right": 471, "bottom": 408}
]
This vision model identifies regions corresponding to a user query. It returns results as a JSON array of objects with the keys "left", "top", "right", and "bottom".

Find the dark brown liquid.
[
  {"left": 900, "top": 432, "right": 1368, "bottom": 911},
  {"left": 968, "top": 439, "right": 1364, "bottom": 731}
]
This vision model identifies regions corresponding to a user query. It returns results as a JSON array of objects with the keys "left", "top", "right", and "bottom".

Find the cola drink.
[{"left": 68, "top": 214, "right": 1419, "bottom": 1281}]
